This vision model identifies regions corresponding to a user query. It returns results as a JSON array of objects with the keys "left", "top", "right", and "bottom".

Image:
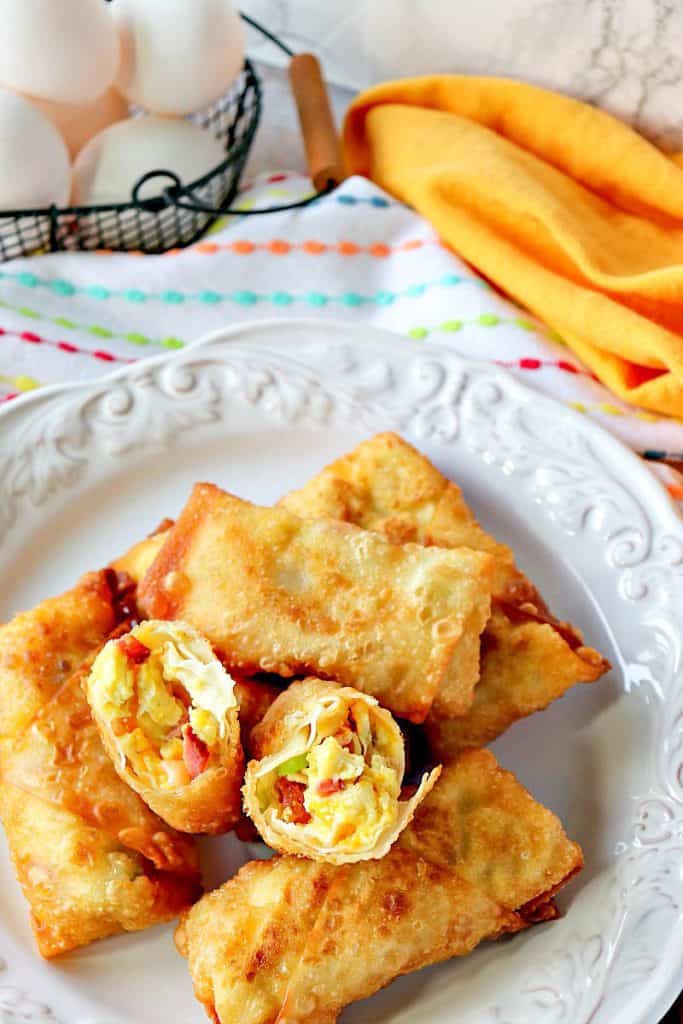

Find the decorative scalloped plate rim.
[{"left": 1, "top": 318, "right": 683, "bottom": 1024}]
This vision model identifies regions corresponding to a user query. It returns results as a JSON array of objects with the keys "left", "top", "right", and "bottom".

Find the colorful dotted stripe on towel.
[
  {"left": 0, "top": 297, "right": 186, "bottom": 350},
  {"left": 0, "top": 327, "right": 135, "bottom": 366},
  {"left": 568, "top": 400, "right": 671, "bottom": 423},
  {"left": 409, "top": 317, "right": 570, "bottom": 347},
  {"left": 148, "top": 237, "right": 443, "bottom": 258},
  {"left": 496, "top": 357, "right": 598, "bottom": 381},
  {"left": 0, "top": 271, "right": 488, "bottom": 306},
  {"left": 405, "top": 317, "right": 599, "bottom": 381},
  {"left": 407, "top": 316, "right": 535, "bottom": 338},
  {"left": 0, "top": 370, "right": 41, "bottom": 392}
]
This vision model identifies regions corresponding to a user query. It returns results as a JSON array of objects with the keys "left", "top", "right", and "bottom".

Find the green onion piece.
[{"left": 276, "top": 753, "right": 308, "bottom": 777}]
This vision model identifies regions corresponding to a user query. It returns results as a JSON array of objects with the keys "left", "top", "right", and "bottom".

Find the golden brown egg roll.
[
  {"left": 177, "top": 851, "right": 515, "bottom": 1024},
  {"left": 397, "top": 748, "right": 583, "bottom": 920},
  {"left": 176, "top": 748, "right": 581, "bottom": 1024},
  {"left": 280, "top": 432, "right": 610, "bottom": 745},
  {"left": 85, "top": 619, "right": 243, "bottom": 834},
  {"left": 138, "top": 483, "right": 494, "bottom": 724},
  {"left": 0, "top": 622, "right": 201, "bottom": 957},
  {"left": 0, "top": 570, "right": 117, "bottom": 748},
  {"left": 111, "top": 518, "right": 174, "bottom": 584},
  {"left": 243, "top": 679, "right": 440, "bottom": 864},
  {"left": 424, "top": 603, "right": 609, "bottom": 758}
]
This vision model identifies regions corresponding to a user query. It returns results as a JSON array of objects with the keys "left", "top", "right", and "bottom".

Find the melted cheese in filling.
[{"left": 88, "top": 619, "right": 237, "bottom": 789}]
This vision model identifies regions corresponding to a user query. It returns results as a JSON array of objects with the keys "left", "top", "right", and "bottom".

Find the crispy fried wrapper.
[
  {"left": 176, "top": 851, "right": 513, "bottom": 1024},
  {"left": 397, "top": 749, "right": 583, "bottom": 920},
  {"left": 138, "top": 484, "right": 494, "bottom": 723},
  {"left": 177, "top": 748, "right": 581, "bottom": 1024},
  {"left": 243, "top": 679, "right": 440, "bottom": 864},
  {"left": 111, "top": 518, "right": 174, "bottom": 585},
  {"left": 425, "top": 603, "right": 609, "bottom": 758},
  {"left": 0, "top": 571, "right": 117, "bottom": 749},
  {"left": 85, "top": 620, "right": 244, "bottom": 835},
  {"left": 0, "top": 580, "right": 201, "bottom": 958},
  {"left": 281, "top": 432, "right": 610, "bottom": 745}
]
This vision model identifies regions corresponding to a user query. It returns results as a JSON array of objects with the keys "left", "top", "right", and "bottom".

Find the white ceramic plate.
[{"left": 1, "top": 319, "right": 682, "bottom": 1024}]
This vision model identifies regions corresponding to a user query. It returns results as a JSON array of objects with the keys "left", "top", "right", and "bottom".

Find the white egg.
[
  {"left": 71, "top": 115, "right": 226, "bottom": 206},
  {"left": 111, "top": 0, "right": 245, "bottom": 115},
  {"left": 27, "top": 88, "right": 130, "bottom": 161},
  {"left": 0, "top": 0, "right": 120, "bottom": 105},
  {"left": 0, "top": 89, "right": 70, "bottom": 210}
]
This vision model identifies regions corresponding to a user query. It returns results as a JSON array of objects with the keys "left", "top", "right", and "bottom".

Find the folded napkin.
[{"left": 344, "top": 76, "right": 683, "bottom": 418}]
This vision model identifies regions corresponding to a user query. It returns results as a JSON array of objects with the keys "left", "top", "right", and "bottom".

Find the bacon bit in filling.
[
  {"left": 182, "top": 725, "right": 210, "bottom": 780},
  {"left": 317, "top": 778, "right": 347, "bottom": 797},
  {"left": 276, "top": 777, "right": 311, "bottom": 824},
  {"left": 112, "top": 714, "right": 138, "bottom": 737},
  {"left": 118, "top": 634, "right": 151, "bottom": 664}
]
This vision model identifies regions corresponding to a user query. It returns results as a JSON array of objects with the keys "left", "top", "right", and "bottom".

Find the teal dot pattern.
[{"left": 0, "top": 269, "right": 489, "bottom": 307}]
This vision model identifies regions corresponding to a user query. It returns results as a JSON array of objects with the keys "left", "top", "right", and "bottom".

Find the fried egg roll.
[
  {"left": 243, "top": 679, "right": 440, "bottom": 863},
  {"left": 424, "top": 602, "right": 609, "bottom": 758},
  {"left": 0, "top": 570, "right": 117, "bottom": 749},
  {"left": 138, "top": 484, "right": 494, "bottom": 723},
  {"left": 0, "top": 595, "right": 201, "bottom": 957},
  {"left": 397, "top": 748, "right": 583, "bottom": 920},
  {"left": 111, "top": 518, "right": 173, "bottom": 584},
  {"left": 176, "top": 748, "right": 581, "bottom": 1024},
  {"left": 281, "top": 432, "right": 610, "bottom": 742},
  {"left": 85, "top": 619, "right": 243, "bottom": 834},
  {"left": 177, "top": 852, "right": 514, "bottom": 1024}
]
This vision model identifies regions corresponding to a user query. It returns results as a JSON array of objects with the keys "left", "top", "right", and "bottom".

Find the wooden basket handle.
[{"left": 288, "top": 53, "right": 345, "bottom": 192}]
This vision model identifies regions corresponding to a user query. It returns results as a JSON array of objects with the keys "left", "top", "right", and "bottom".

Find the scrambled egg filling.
[
  {"left": 88, "top": 619, "right": 236, "bottom": 790},
  {"left": 272, "top": 699, "right": 402, "bottom": 852}
]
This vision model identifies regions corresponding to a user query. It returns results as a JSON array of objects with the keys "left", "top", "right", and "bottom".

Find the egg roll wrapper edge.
[{"left": 0, "top": 570, "right": 118, "bottom": 749}]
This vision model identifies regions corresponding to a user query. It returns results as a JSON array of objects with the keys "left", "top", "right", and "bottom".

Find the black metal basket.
[{"left": 0, "top": 59, "right": 262, "bottom": 260}]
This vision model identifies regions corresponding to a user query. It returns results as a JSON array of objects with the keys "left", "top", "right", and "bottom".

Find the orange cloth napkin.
[{"left": 344, "top": 76, "right": 683, "bottom": 417}]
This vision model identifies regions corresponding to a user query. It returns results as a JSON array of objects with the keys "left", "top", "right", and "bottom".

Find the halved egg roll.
[
  {"left": 138, "top": 484, "right": 494, "bottom": 723},
  {"left": 243, "top": 679, "right": 440, "bottom": 864},
  {"left": 0, "top": 624, "right": 201, "bottom": 957},
  {"left": 85, "top": 619, "right": 244, "bottom": 835},
  {"left": 176, "top": 748, "right": 581, "bottom": 1024},
  {"left": 281, "top": 432, "right": 610, "bottom": 741}
]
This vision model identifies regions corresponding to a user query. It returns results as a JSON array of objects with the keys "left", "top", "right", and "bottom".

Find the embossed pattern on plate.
[{"left": 1, "top": 319, "right": 682, "bottom": 1024}]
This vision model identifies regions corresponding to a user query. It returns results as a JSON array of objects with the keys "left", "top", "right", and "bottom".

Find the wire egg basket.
[{"left": 0, "top": 59, "right": 262, "bottom": 261}]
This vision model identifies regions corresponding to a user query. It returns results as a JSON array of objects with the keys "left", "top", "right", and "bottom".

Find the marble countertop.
[{"left": 243, "top": 0, "right": 683, "bottom": 154}]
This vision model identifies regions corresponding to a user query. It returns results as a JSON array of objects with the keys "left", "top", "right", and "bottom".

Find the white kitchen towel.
[{"left": 2, "top": 171, "right": 683, "bottom": 472}]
